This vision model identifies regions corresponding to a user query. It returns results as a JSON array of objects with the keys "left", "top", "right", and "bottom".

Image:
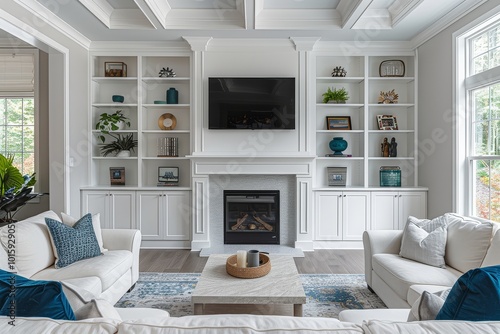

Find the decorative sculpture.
[
  {"left": 331, "top": 66, "right": 347, "bottom": 77},
  {"left": 159, "top": 67, "right": 176, "bottom": 77},
  {"left": 389, "top": 137, "right": 398, "bottom": 157},
  {"left": 381, "top": 137, "right": 390, "bottom": 157}
]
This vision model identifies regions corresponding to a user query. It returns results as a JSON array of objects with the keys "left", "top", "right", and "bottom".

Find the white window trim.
[{"left": 453, "top": 6, "right": 500, "bottom": 215}]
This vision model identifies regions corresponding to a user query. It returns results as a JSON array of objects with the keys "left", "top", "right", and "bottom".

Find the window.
[
  {"left": 0, "top": 97, "right": 35, "bottom": 175},
  {"left": 0, "top": 51, "right": 36, "bottom": 177},
  {"left": 456, "top": 15, "right": 500, "bottom": 222}
]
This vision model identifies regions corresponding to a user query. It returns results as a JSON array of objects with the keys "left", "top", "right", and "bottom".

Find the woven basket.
[{"left": 226, "top": 253, "right": 271, "bottom": 279}]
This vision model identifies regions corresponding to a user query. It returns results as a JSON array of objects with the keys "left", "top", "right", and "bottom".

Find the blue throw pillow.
[
  {"left": 46, "top": 213, "right": 102, "bottom": 268},
  {"left": 436, "top": 265, "right": 500, "bottom": 321},
  {"left": 0, "top": 269, "right": 75, "bottom": 320}
]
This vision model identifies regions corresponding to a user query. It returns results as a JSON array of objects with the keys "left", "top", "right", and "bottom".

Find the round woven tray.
[{"left": 226, "top": 253, "right": 271, "bottom": 279}]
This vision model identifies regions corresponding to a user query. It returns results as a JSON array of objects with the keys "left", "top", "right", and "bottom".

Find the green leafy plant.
[
  {"left": 99, "top": 133, "right": 138, "bottom": 157},
  {"left": 95, "top": 110, "right": 131, "bottom": 143},
  {"left": 322, "top": 87, "right": 349, "bottom": 103},
  {"left": 0, "top": 154, "right": 38, "bottom": 224}
]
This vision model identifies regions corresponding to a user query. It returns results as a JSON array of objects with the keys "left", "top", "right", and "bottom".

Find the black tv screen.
[{"left": 208, "top": 77, "right": 295, "bottom": 129}]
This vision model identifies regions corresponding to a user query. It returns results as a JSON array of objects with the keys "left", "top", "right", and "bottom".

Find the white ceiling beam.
[
  {"left": 78, "top": 0, "right": 113, "bottom": 28},
  {"left": 352, "top": 9, "right": 392, "bottom": 30},
  {"left": 109, "top": 9, "right": 155, "bottom": 30},
  {"left": 255, "top": 9, "right": 341, "bottom": 30},
  {"left": 337, "top": 0, "right": 373, "bottom": 29},
  {"left": 164, "top": 9, "right": 245, "bottom": 30},
  {"left": 389, "top": 0, "right": 424, "bottom": 27},
  {"left": 143, "top": 0, "right": 171, "bottom": 29}
]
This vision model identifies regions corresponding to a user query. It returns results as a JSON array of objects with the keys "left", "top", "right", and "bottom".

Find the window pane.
[
  {"left": 490, "top": 48, "right": 500, "bottom": 69},
  {"left": 6, "top": 99, "right": 23, "bottom": 125},
  {"left": 473, "top": 86, "right": 489, "bottom": 121},
  {"left": 474, "top": 160, "right": 500, "bottom": 221},
  {"left": 489, "top": 26, "right": 500, "bottom": 50},
  {"left": 473, "top": 53, "right": 489, "bottom": 74},
  {"left": 23, "top": 99, "right": 34, "bottom": 125},
  {"left": 0, "top": 99, "right": 5, "bottom": 126},
  {"left": 473, "top": 32, "right": 489, "bottom": 57},
  {"left": 22, "top": 153, "right": 34, "bottom": 176},
  {"left": 23, "top": 126, "right": 34, "bottom": 152},
  {"left": 6, "top": 125, "right": 22, "bottom": 152}
]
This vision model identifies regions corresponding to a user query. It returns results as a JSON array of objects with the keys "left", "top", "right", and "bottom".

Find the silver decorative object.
[
  {"left": 159, "top": 67, "right": 176, "bottom": 78},
  {"left": 331, "top": 66, "right": 347, "bottom": 77}
]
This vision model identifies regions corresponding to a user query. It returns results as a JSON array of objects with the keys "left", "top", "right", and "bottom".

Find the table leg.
[
  {"left": 193, "top": 303, "right": 203, "bottom": 315},
  {"left": 293, "top": 304, "right": 303, "bottom": 317}
]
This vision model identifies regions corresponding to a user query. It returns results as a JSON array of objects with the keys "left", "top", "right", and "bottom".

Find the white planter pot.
[
  {"left": 116, "top": 150, "right": 131, "bottom": 157},
  {"left": 117, "top": 121, "right": 126, "bottom": 130}
]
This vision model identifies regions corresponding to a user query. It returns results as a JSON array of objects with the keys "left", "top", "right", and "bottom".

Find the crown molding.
[
  {"left": 89, "top": 40, "right": 190, "bottom": 53},
  {"left": 14, "top": 0, "right": 91, "bottom": 49},
  {"left": 410, "top": 0, "right": 488, "bottom": 48}
]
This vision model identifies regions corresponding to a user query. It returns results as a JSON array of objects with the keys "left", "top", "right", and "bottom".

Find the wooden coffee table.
[{"left": 192, "top": 254, "right": 306, "bottom": 316}]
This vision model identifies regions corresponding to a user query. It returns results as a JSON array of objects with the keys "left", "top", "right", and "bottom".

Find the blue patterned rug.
[{"left": 115, "top": 273, "right": 386, "bottom": 318}]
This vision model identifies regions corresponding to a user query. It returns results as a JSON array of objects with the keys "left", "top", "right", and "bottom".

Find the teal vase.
[
  {"left": 329, "top": 137, "right": 348, "bottom": 155},
  {"left": 166, "top": 88, "right": 178, "bottom": 104}
]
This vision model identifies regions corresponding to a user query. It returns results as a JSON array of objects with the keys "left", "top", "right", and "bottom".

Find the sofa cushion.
[
  {"left": 118, "top": 314, "right": 362, "bottom": 334},
  {"left": 363, "top": 319, "right": 500, "bottom": 333},
  {"left": 0, "top": 210, "right": 59, "bottom": 277},
  {"left": 372, "top": 254, "right": 460, "bottom": 301},
  {"left": 61, "top": 277, "right": 102, "bottom": 297},
  {"left": 0, "top": 317, "right": 120, "bottom": 333},
  {"left": 436, "top": 265, "right": 500, "bottom": 321},
  {"left": 400, "top": 216, "right": 447, "bottom": 268},
  {"left": 481, "top": 229, "right": 500, "bottom": 267},
  {"left": 0, "top": 269, "right": 75, "bottom": 320},
  {"left": 31, "top": 250, "right": 132, "bottom": 291},
  {"left": 61, "top": 212, "right": 107, "bottom": 253},
  {"left": 407, "top": 284, "right": 451, "bottom": 306},
  {"left": 445, "top": 213, "right": 494, "bottom": 273},
  {"left": 45, "top": 214, "right": 102, "bottom": 268}
]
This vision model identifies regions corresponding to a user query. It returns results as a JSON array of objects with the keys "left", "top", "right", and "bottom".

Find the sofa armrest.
[
  {"left": 363, "top": 230, "right": 404, "bottom": 288},
  {"left": 101, "top": 229, "right": 141, "bottom": 284}
]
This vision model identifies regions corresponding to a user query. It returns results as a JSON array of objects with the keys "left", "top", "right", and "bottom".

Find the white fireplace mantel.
[{"left": 189, "top": 155, "right": 315, "bottom": 251}]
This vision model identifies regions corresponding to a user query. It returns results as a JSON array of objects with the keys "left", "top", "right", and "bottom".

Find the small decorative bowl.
[
  {"left": 226, "top": 253, "right": 271, "bottom": 279},
  {"left": 112, "top": 95, "right": 124, "bottom": 103}
]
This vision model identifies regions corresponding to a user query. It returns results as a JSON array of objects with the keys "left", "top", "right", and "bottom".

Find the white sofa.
[
  {"left": 0, "top": 210, "right": 141, "bottom": 304},
  {"left": 2, "top": 313, "right": 500, "bottom": 334},
  {"left": 363, "top": 214, "right": 500, "bottom": 308}
]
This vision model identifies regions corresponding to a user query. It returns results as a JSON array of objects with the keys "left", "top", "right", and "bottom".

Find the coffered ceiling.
[{"left": 14, "top": 0, "right": 489, "bottom": 44}]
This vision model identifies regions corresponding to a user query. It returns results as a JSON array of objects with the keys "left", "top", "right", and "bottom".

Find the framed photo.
[
  {"left": 327, "top": 167, "right": 347, "bottom": 186},
  {"left": 377, "top": 115, "right": 398, "bottom": 130},
  {"left": 105, "top": 62, "right": 127, "bottom": 77},
  {"left": 326, "top": 116, "right": 352, "bottom": 130},
  {"left": 109, "top": 167, "right": 125, "bottom": 185},
  {"left": 158, "top": 167, "right": 179, "bottom": 184}
]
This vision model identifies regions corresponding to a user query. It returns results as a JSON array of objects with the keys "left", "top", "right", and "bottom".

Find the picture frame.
[
  {"left": 158, "top": 167, "right": 179, "bottom": 184},
  {"left": 105, "top": 62, "right": 127, "bottom": 77},
  {"left": 109, "top": 167, "right": 125, "bottom": 185},
  {"left": 326, "top": 116, "right": 352, "bottom": 130},
  {"left": 327, "top": 167, "right": 347, "bottom": 186},
  {"left": 377, "top": 115, "right": 398, "bottom": 130}
]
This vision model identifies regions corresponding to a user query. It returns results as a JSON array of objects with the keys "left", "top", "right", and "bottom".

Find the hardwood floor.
[{"left": 139, "top": 249, "right": 364, "bottom": 274}]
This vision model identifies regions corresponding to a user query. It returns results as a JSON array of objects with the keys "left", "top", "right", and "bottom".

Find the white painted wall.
[{"left": 417, "top": 1, "right": 499, "bottom": 218}]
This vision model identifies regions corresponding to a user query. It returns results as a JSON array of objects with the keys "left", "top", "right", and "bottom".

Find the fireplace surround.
[{"left": 224, "top": 190, "right": 280, "bottom": 244}]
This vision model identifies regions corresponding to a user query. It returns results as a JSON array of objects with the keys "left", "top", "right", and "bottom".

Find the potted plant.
[
  {"left": 95, "top": 110, "right": 131, "bottom": 143},
  {"left": 99, "top": 133, "right": 138, "bottom": 157},
  {"left": 0, "top": 154, "right": 38, "bottom": 225},
  {"left": 322, "top": 87, "right": 349, "bottom": 103}
]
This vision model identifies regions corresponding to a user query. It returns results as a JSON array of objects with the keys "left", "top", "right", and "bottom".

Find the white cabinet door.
[
  {"left": 137, "top": 192, "right": 164, "bottom": 240},
  {"left": 371, "top": 192, "right": 398, "bottom": 230},
  {"left": 81, "top": 191, "right": 110, "bottom": 227},
  {"left": 109, "top": 191, "right": 136, "bottom": 229},
  {"left": 398, "top": 191, "right": 427, "bottom": 229},
  {"left": 165, "top": 192, "right": 190, "bottom": 241},
  {"left": 342, "top": 192, "right": 370, "bottom": 240},
  {"left": 315, "top": 192, "right": 342, "bottom": 240}
]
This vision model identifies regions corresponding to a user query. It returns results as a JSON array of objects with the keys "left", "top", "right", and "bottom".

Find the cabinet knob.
[
  {"left": 399, "top": 195, "right": 402, "bottom": 197},
  {"left": 343, "top": 195, "right": 346, "bottom": 197}
]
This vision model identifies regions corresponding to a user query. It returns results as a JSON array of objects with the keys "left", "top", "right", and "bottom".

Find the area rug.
[{"left": 115, "top": 273, "right": 386, "bottom": 318}]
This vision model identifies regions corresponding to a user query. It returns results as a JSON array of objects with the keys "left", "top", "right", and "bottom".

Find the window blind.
[{"left": 0, "top": 53, "right": 34, "bottom": 92}]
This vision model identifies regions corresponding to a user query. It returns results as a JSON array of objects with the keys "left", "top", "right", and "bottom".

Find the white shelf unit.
[
  {"left": 313, "top": 54, "right": 419, "bottom": 189},
  {"left": 89, "top": 54, "right": 192, "bottom": 189}
]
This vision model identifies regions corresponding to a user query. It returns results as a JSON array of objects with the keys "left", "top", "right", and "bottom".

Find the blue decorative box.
[{"left": 380, "top": 166, "right": 401, "bottom": 187}]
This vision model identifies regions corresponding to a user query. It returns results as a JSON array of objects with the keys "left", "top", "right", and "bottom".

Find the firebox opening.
[{"left": 224, "top": 190, "right": 280, "bottom": 245}]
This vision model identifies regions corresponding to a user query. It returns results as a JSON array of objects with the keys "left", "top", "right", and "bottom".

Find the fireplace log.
[
  {"left": 231, "top": 214, "right": 248, "bottom": 230},
  {"left": 253, "top": 215, "right": 273, "bottom": 231}
]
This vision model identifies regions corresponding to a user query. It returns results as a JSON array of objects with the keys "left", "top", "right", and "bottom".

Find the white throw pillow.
[
  {"left": 445, "top": 213, "right": 495, "bottom": 273},
  {"left": 61, "top": 212, "right": 107, "bottom": 252},
  {"left": 62, "top": 281, "right": 121, "bottom": 320},
  {"left": 0, "top": 210, "right": 59, "bottom": 277},
  {"left": 407, "top": 289, "right": 450, "bottom": 321},
  {"left": 400, "top": 215, "right": 448, "bottom": 268}
]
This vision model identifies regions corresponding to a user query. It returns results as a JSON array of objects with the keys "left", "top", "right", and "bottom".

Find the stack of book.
[{"left": 157, "top": 137, "right": 178, "bottom": 157}]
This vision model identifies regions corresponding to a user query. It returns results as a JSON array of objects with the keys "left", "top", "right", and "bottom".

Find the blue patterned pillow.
[{"left": 45, "top": 213, "right": 102, "bottom": 268}]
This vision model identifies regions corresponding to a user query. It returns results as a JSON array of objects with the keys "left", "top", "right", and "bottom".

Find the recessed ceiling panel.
[
  {"left": 168, "top": 0, "right": 237, "bottom": 10},
  {"left": 107, "top": 0, "right": 138, "bottom": 9},
  {"left": 263, "top": 0, "right": 339, "bottom": 9}
]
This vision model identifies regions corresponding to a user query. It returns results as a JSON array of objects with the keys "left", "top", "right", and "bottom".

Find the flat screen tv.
[{"left": 208, "top": 77, "right": 295, "bottom": 129}]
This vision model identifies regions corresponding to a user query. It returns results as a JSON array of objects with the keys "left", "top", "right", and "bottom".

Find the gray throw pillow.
[
  {"left": 408, "top": 289, "right": 451, "bottom": 321},
  {"left": 400, "top": 216, "right": 448, "bottom": 268}
]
